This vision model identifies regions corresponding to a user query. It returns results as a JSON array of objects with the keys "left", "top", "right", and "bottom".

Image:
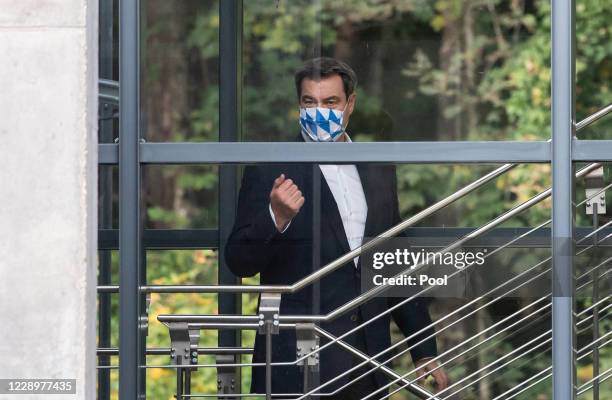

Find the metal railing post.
[
  {"left": 592, "top": 204, "right": 600, "bottom": 400},
  {"left": 257, "top": 293, "right": 281, "bottom": 400},
  {"left": 119, "top": 0, "right": 143, "bottom": 398},
  {"left": 585, "top": 167, "right": 606, "bottom": 400},
  {"left": 551, "top": 1, "right": 577, "bottom": 400},
  {"left": 219, "top": 0, "right": 243, "bottom": 393}
]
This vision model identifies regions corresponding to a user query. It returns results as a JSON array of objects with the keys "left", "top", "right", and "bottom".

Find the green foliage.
[{"left": 144, "top": 250, "right": 220, "bottom": 399}]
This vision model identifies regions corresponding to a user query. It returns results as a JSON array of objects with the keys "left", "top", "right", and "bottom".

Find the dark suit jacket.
[{"left": 224, "top": 134, "right": 438, "bottom": 395}]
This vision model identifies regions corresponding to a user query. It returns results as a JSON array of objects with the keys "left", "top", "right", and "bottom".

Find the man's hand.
[
  {"left": 414, "top": 358, "right": 448, "bottom": 393},
  {"left": 270, "top": 174, "right": 305, "bottom": 232}
]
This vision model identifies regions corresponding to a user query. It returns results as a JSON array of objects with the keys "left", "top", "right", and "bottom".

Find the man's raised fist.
[{"left": 269, "top": 174, "right": 305, "bottom": 232}]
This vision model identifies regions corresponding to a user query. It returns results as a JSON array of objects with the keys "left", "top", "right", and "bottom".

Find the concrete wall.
[{"left": 0, "top": 1, "right": 98, "bottom": 399}]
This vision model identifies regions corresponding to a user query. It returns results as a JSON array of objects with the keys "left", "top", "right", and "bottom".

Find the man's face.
[{"left": 299, "top": 74, "right": 356, "bottom": 130}]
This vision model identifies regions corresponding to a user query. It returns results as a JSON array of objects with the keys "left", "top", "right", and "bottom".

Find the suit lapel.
[
  {"left": 356, "top": 163, "right": 375, "bottom": 238},
  {"left": 296, "top": 133, "right": 352, "bottom": 254},
  {"left": 354, "top": 163, "right": 377, "bottom": 271},
  {"left": 319, "top": 169, "right": 351, "bottom": 254},
  {"left": 318, "top": 162, "right": 376, "bottom": 260}
]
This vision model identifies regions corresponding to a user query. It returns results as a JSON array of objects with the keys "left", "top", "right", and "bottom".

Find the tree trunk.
[
  {"left": 437, "top": 4, "right": 462, "bottom": 141},
  {"left": 142, "top": 0, "right": 200, "bottom": 228}
]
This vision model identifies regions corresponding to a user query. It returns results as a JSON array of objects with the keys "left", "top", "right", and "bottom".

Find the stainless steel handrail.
[
  {"left": 343, "top": 197, "right": 612, "bottom": 383},
  {"left": 431, "top": 303, "right": 612, "bottom": 400},
  {"left": 492, "top": 336, "right": 612, "bottom": 400},
  {"left": 284, "top": 162, "right": 601, "bottom": 322},
  {"left": 167, "top": 335, "right": 612, "bottom": 399},
  {"left": 139, "top": 266, "right": 610, "bottom": 398},
  {"left": 576, "top": 103, "right": 612, "bottom": 130},
  {"left": 143, "top": 262, "right": 610, "bottom": 371},
  {"left": 346, "top": 266, "right": 611, "bottom": 399},
  {"left": 449, "top": 310, "right": 612, "bottom": 400},
  {"left": 99, "top": 78, "right": 119, "bottom": 105},
  {"left": 152, "top": 337, "right": 612, "bottom": 398},
  {"left": 351, "top": 301, "right": 552, "bottom": 400},
  {"left": 136, "top": 260, "right": 609, "bottom": 398},
  {"left": 402, "top": 303, "right": 611, "bottom": 400},
  {"left": 369, "top": 286, "right": 610, "bottom": 399},
  {"left": 158, "top": 166, "right": 605, "bottom": 330},
  {"left": 331, "top": 183, "right": 612, "bottom": 372},
  {"left": 104, "top": 299, "right": 611, "bottom": 373},
  {"left": 314, "top": 327, "right": 439, "bottom": 400},
  {"left": 577, "top": 366, "right": 612, "bottom": 396},
  {"left": 96, "top": 346, "right": 253, "bottom": 356},
  {"left": 133, "top": 302, "right": 610, "bottom": 399},
  {"left": 437, "top": 326, "right": 612, "bottom": 400},
  {"left": 265, "top": 206, "right": 611, "bottom": 396},
  {"left": 157, "top": 162, "right": 601, "bottom": 325}
]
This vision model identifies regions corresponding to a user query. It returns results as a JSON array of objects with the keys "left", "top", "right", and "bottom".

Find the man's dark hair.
[{"left": 294, "top": 57, "right": 358, "bottom": 100}]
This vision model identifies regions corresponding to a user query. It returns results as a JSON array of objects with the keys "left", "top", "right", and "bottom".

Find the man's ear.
[{"left": 347, "top": 93, "right": 357, "bottom": 115}]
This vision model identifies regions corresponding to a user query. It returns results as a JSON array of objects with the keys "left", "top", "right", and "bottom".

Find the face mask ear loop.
[
  {"left": 342, "top": 99, "right": 350, "bottom": 113},
  {"left": 336, "top": 97, "right": 351, "bottom": 137}
]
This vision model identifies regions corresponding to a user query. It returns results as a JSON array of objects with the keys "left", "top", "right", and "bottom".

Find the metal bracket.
[
  {"left": 585, "top": 166, "right": 606, "bottom": 215},
  {"left": 139, "top": 292, "right": 151, "bottom": 337},
  {"left": 257, "top": 292, "right": 281, "bottom": 334},
  {"left": 168, "top": 322, "right": 201, "bottom": 367},
  {"left": 188, "top": 328, "right": 200, "bottom": 364},
  {"left": 99, "top": 101, "right": 117, "bottom": 121},
  {"left": 216, "top": 354, "right": 237, "bottom": 397},
  {"left": 296, "top": 323, "right": 319, "bottom": 371}
]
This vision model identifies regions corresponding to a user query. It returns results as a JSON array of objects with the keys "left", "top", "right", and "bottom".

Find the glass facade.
[{"left": 97, "top": 1, "right": 612, "bottom": 399}]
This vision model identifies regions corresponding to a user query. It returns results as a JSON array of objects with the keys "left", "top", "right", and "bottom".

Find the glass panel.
[
  {"left": 142, "top": 0, "right": 219, "bottom": 142},
  {"left": 242, "top": 0, "right": 551, "bottom": 142}
]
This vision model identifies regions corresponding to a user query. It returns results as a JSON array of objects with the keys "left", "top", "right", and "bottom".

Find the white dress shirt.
[{"left": 269, "top": 133, "right": 368, "bottom": 267}]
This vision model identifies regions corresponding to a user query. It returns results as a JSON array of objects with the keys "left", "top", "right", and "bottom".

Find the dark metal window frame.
[{"left": 96, "top": 0, "right": 606, "bottom": 398}]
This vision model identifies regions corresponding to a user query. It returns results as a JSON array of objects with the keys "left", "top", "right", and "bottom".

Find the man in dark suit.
[{"left": 225, "top": 57, "right": 447, "bottom": 399}]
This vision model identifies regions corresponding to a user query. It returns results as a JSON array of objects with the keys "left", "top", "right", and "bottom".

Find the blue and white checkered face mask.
[{"left": 299, "top": 105, "right": 347, "bottom": 142}]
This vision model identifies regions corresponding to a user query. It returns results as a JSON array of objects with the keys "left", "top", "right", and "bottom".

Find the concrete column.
[{"left": 0, "top": 1, "right": 98, "bottom": 399}]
